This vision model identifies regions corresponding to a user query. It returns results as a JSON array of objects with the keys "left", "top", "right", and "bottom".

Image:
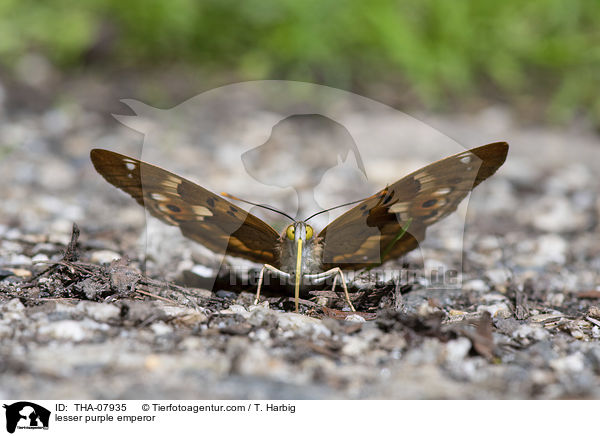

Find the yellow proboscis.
[{"left": 294, "top": 238, "right": 303, "bottom": 312}]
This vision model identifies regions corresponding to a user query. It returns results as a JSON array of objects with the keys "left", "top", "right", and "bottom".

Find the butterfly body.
[
  {"left": 91, "top": 141, "right": 509, "bottom": 312},
  {"left": 276, "top": 222, "right": 322, "bottom": 276}
]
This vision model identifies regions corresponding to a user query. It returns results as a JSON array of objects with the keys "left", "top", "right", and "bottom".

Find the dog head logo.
[{"left": 3, "top": 402, "right": 50, "bottom": 433}]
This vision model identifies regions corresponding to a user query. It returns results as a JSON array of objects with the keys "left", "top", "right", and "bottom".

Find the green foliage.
[{"left": 0, "top": 0, "right": 598, "bottom": 123}]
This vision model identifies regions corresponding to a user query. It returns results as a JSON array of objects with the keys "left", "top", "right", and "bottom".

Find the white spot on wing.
[
  {"left": 414, "top": 171, "right": 436, "bottom": 184},
  {"left": 150, "top": 193, "right": 168, "bottom": 201},
  {"left": 435, "top": 187, "right": 451, "bottom": 195},
  {"left": 161, "top": 178, "right": 180, "bottom": 189},
  {"left": 192, "top": 205, "right": 213, "bottom": 217},
  {"left": 389, "top": 202, "right": 409, "bottom": 214}
]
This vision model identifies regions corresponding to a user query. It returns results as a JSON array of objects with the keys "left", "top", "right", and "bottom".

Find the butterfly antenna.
[
  {"left": 304, "top": 191, "right": 381, "bottom": 222},
  {"left": 221, "top": 192, "right": 295, "bottom": 221}
]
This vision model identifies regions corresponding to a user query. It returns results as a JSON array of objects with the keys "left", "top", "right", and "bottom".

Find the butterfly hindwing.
[
  {"left": 319, "top": 142, "right": 509, "bottom": 270},
  {"left": 90, "top": 149, "right": 280, "bottom": 264}
]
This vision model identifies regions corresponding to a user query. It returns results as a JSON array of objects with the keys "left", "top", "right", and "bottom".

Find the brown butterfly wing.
[
  {"left": 90, "top": 149, "right": 280, "bottom": 264},
  {"left": 319, "top": 142, "right": 509, "bottom": 270}
]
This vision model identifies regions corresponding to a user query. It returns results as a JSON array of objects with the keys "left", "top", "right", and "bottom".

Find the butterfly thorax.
[{"left": 276, "top": 221, "right": 323, "bottom": 275}]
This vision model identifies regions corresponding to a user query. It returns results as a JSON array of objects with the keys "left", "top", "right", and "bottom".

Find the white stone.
[
  {"left": 76, "top": 301, "right": 120, "bottom": 322},
  {"left": 570, "top": 329, "right": 584, "bottom": 340},
  {"left": 162, "top": 306, "right": 208, "bottom": 325},
  {"left": 477, "top": 302, "right": 511, "bottom": 318},
  {"left": 250, "top": 328, "right": 271, "bottom": 342},
  {"left": 515, "top": 235, "right": 568, "bottom": 268},
  {"left": 191, "top": 264, "right": 214, "bottom": 277},
  {"left": 342, "top": 336, "right": 369, "bottom": 356},
  {"left": 90, "top": 250, "right": 121, "bottom": 264},
  {"left": 535, "top": 235, "right": 567, "bottom": 265},
  {"left": 477, "top": 236, "right": 501, "bottom": 250},
  {"left": 38, "top": 319, "right": 108, "bottom": 342},
  {"left": 53, "top": 302, "right": 80, "bottom": 314},
  {"left": 3, "top": 298, "right": 25, "bottom": 312},
  {"left": 31, "top": 253, "right": 49, "bottom": 263},
  {"left": 445, "top": 337, "right": 472, "bottom": 363},
  {"left": 228, "top": 305, "right": 249, "bottom": 315},
  {"left": 530, "top": 197, "right": 586, "bottom": 233},
  {"left": 344, "top": 314, "right": 366, "bottom": 323},
  {"left": 463, "top": 279, "right": 489, "bottom": 292},
  {"left": 548, "top": 293, "right": 565, "bottom": 306},
  {"left": 545, "top": 164, "right": 592, "bottom": 193},
  {"left": 481, "top": 293, "right": 508, "bottom": 303},
  {"left": 550, "top": 353, "right": 585, "bottom": 373},
  {"left": 277, "top": 312, "right": 331, "bottom": 337},
  {"left": 512, "top": 325, "right": 549, "bottom": 341},
  {"left": 4, "top": 254, "right": 32, "bottom": 266},
  {"left": 485, "top": 269, "right": 510, "bottom": 284},
  {"left": 150, "top": 322, "right": 173, "bottom": 335}
]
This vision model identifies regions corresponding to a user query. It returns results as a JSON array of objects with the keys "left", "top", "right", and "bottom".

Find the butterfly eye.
[
  {"left": 306, "top": 225, "right": 313, "bottom": 239},
  {"left": 286, "top": 225, "right": 295, "bottom": 240}
]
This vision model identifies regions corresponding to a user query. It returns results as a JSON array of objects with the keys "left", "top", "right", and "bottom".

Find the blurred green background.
[{"left": 0, "top": 0, "right": 598, "bottom": 124}]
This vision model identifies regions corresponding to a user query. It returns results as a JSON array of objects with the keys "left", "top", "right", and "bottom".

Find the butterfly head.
[
  {"left": 278, "top": 221, "right": 323, "bottom": 275},
  {"left": 285, "top": 222, "right": 314, "bottom": 244}
]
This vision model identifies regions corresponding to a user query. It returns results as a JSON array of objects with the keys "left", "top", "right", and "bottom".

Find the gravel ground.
[{"left": 1, "top": 79, "right": 600, "bottom": 399}]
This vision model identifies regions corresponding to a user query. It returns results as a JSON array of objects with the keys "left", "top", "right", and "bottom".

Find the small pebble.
[
  {"left": 227, "top": 304, "right": 249, "bottom": 315},
  {"left": 31, "top": 253, "right": 49, "bottom": 263},
  {"left": 530, "top": 197, "right": 586, "bottom": 233},
  {"left": 190, "top": 264, "right": 215, "bottom": 277},
  {"left": 3, "top": 298, "right": 25, "bottom": 312},
  {"left": 549, "top": 353, "right": 585, "bottom": 374},
  {"left": 477, "top": 303, "right": 511, "bottom": 318},
  {"left": 5, "top": 254, "right": 32, "bottom": 266},
  {"left": 342, "top": 336, "right": 369, "bottom": 356},
  {"left": 485, "top": 269, "right": 510, "bottom": 285},
  {"left": 250, "top": 328, "right": 270, "bottom": 342},
  {"left": 445, "top": 337, "right": 472, "bottom": 364},
  {"left": 277, "top": 312, "right": 331, "bottom": 337},
  {"left": 570, "top": 329, "right": 584, "bottom": 339},
  {"left": 512, "top": 325, "right": 549, "bottom": 341},
  {"left": 150, "top": 322, "right": 173, "bottom": 336},
  {"left": 215, "top": 290, "right": 238, "bottom": 300},
  {"left": 463, "top": 279, "right": 489, "bottom": 292},
  {"left": 38, "top": 319, "right": 108, "bottom": 342},
  {"left": 76, "top": 301, "right": 120, "bottom": 322},
  {"left": 7, "top": 268, "right": 31, "bottom": 278},
  {"left": 548, "top": 293, "right": 565, "bottom": 306},
  {"left": 448, "top": 309, "right": 467, "bottom": 317},
  {"left": 344, "top": 314, "right": 366, "bottom": 323},
  {"left": 90, "top": 250, "right": 121, "bottom": 264}
]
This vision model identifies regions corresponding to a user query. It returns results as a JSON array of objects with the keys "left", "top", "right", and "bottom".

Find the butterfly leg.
[
  {"left": 255, "top": 264, "right": 291, "bottom": 305},
  {"left": 305, "top": 267, "right": 356, "bottom": 312}
]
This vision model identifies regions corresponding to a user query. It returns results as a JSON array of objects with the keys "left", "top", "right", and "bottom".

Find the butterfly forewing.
[
  {"left": 90, "top": 149, "right": 280, "bottom": 264},
  {"left": 319, "top": 142, "right": 508, "bottom": 270}
]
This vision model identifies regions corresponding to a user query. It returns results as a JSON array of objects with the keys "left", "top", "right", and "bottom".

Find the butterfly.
[{"left": 91, "top": 142, "right": 508, "bottom": 312}]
